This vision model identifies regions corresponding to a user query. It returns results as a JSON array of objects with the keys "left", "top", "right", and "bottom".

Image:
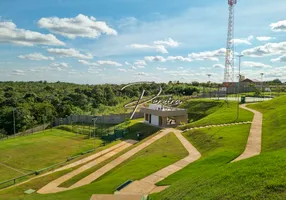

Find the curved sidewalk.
[
  {"left": 232, "top": 104, "right": 263, "bottom": 162},
  {"left": 116, "top": 128, "right": 201, "bottom": 196}
]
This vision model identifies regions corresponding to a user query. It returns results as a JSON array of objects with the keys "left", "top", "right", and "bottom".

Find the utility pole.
[
  {"left": 207, "top": 74, "right": 212, "bottom": 98},
  {"left": 236, "top": 54, "right": 243, "bottom": 120},
  {"left": 13, "top": 108, "right": 16, "bottom": 135},
  {"left": 260, "top": 73, "right": 264, "bottom": 99},
  {"left": 92, "top": 116, "right": 98, "bottom": 138}
]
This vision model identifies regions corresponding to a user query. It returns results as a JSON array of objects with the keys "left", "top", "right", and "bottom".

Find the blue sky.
[{"left": 0, "top": 0, "right": 285, "bottom": 84}]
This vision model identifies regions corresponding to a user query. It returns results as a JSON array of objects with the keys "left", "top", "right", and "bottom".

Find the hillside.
[
  {"left": 151, "top": 96, "right": 286, "bottom": 200},
  {"left": 179, "top": 99, "right": 253, "bottom": 129}
]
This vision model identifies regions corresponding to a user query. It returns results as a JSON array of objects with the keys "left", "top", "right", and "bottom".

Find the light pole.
[
  {"left": 207, "top": 74, "right": 211, "bottom": 98},
  {"left": 260, "top": 72, "right": 264, "bottom": 98},
  {"left": 92, "top": 116, "right": 98, "bottom": 138},
  {"left": 12, "top": 108, "right": 16, "bottom": 135},
  {"left": 236, "top": 54, "right": 243, "bottom": 120}
]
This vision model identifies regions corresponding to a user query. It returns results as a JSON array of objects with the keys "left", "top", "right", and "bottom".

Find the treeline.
[{"left": 0, "top": 81, "right": 202, "bottom": 135}]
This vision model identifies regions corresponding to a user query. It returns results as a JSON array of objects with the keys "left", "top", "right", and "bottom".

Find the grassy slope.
[
  {"left": 0, "top": 132, "right": 188, "bottom": 200},
  {"left": 60, "top": 121, "right": 161, "bottom": 188},
  {"left": 179, "top": 99, "right": 253, "bottom": 130},
  {"left": 248, "top": 97, "right": 286, "bottom": 152},
  {"left": 152, "top": 96, "right": 286, "bottom": 200},
  {"left": 0, "top": 129, "right": 101, "bottom": 182}
]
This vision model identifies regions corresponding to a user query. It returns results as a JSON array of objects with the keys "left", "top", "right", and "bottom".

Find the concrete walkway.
[
  {"left": 38, "top": 140, "right": 137, "bottom": 194},
  {"left": 38, "top": 129, "right": 172, "bottom": 194},
  {"left": 183, "top": 121, "right": 252, "bottom": 132},
  {"left": 115, "top": 129, "right": 201, "bottom": 196},
  {"left": 71, "top": 129, "right": 172, "bottom": 189},
  {"left": 232, "top": 104, "right": 263, "bottom": 162}
]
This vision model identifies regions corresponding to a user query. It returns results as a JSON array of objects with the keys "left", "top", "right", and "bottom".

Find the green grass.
[
  {"left": 248, "top": 96, "right": 286, "bottom": 152},
  {"left": 0, "top": 129, "right": 101, "bottom": 182},
  {"left": 59, "top": 121, "right": 161, "bottom": 188},
  {"left": 56, "top": 123, "right": 115, "bottom": 136},
  {"left": 179, "top": 99, "right": 253, "bottom": 130},
  {"left": 150, "top": 96, "right": 286, "bottom": 200},
  {"left": 0, "top": 132, "right": 188, "bottom": 200}
]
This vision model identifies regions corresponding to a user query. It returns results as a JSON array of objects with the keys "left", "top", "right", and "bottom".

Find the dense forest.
[{"left": 0, "top": 81, "right": 203, "bottom": 135}]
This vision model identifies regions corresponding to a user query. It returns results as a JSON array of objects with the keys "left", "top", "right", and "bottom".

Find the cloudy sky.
[{"left": 0, "top": 0, "right": 285, "bottom": 84}]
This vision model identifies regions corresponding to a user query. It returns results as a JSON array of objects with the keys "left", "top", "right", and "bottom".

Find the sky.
[{"left": 0, "top": 0, "right": 285, "bottom": 84}]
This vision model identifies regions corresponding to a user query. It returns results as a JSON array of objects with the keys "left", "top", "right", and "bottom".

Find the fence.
[
  {"left": 54, "top": 112, "right": 144, "bottom": 126},
  {"left": 0, "top": 144, "right": 103, "bottom": 189},
  {"left": 0, "top": 123, "right": 51, "bottom": 141}
]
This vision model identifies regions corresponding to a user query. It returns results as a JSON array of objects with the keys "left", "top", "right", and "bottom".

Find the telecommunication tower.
[{"left": 224, "top": 0, "right": 237, "bottom": 85}]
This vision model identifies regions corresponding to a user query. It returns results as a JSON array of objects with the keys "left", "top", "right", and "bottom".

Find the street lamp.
[
  {"left": 91, "top": 116, "right": 98, "bottom": 138},
  {"left": 12, "top": 108, "right": 16, "bottom": 135},
  {"left": 207, "top": 74, "right": 211, "bottom": 99},
  {"left": 260, "top": 73, "right": 264, "bottom": 98},
  {"left": 236, "top": 54, "right": 243, "bottom": 120}
]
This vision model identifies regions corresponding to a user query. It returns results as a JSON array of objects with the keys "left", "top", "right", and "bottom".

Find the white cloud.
[
  {"left": 118, "top": 17, "right": 139, "bottom": 28},
  {"left": 118, "top": 68, "right": 127, "bottom": 72},
  {"left": 242, "top": 42, "right": 286, "bottom": 57},
  {"left": 78, "top": 60, "right": 98, "bottom": 66},
  {"left": 165, "top": 70, "right": 193, "bottom": 77},
  {"left": 136, "top": 65, "right": 145, "bottom": 69},
  {"left": 242, "top": 61, "right": 272, "bottom": 69},
  {"left": 130, "top": 44, "right": 168, "bottom": 54},
  {"left": 188, "top": 48, "right": 226, "bottom": 61},
  {"left": 68, "top": 70, "right": 77, "bottom": 74},
  {"left": 47, "top": 48, "right": 93, "bottom": 59},
  {"left": 50, "top": 62, "right": 69, "bottom": 70},
  {"left": 167, "top": 56, "right": 192, "bottom": 62},
  {"left": 154, "top": 38, "right": 179, "bottom": 47},
  {"left": 156, "top": 67, "right": 167, "bottom": 71},
  {"left": 134, "top": 60, "right": 146, "bottom": 66},
  {"left": 125, "top": 62, "right": 130, "bottom": 65},
  {"left": 271, "top": 55, "right": 286, "bottom": 62},
  {"left": 12, "top": 69, "right": 25, "bottom": 75},
  {"left": 38, "top": 14, "right": 117, "bottom": 39},
  {"left": 256, "top": 36, "right": 274, "bottom": 41},
  {"left": 18, "top": 53, "right": 54, "bottom": 61},
  {"left": 0, "top": 21, "right": 65, "bottom": 46},
  {"left": 130, "top": 66, "right": 137, "bottom": 70},
  {"left": 231, "top": 35, "right": 253, "bottom": 45},
  {"left": 144, "top": 56, "right": 166, "bottom": 62},
  {"left": 97, "top": 60, "right": 122, "bottom": 66},
  {"left": 136, "top": 72, "right": 148, "bottom": 76},
  {"left": 213, "top": 64, "right": 225, "bottom": 69},
  {"left": 232, "top": 39, "right": 251, "bottom": 45},
  {"left": 270, "top": 20, "right": 286, "bottom": 32}
]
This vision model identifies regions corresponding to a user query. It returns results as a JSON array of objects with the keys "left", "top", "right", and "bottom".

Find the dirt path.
[{"left": 232, "top": 104, "right": 263, "bottom": 162}]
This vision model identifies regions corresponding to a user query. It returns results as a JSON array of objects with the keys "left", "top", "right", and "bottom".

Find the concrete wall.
[
  {"left": 54, "top": 112, "right": 144, "bottom": 126},
  {"left": 151, "top": 115, "right": 159, "bottom": 126}
]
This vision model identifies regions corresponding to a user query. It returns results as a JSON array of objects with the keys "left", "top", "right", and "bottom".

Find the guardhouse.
[{"left": 140, "top": 104, "right": 188, "bottom": 127}]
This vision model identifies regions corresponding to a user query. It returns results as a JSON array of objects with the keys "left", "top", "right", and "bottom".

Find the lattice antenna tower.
[{"left": 224, "top": 0, "right": 237, "bottom": 84}]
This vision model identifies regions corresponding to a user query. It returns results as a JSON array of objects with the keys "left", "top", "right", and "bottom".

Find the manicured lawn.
[
  {"left": 0, "top": 129, "right": 101, "bottom": 182},
  {"left": 151, "top": 97, "right": 286, "bottom": 200},
  {"left": 0, "top": 131, "right": 188, "bottom": 200},
  {"left": 248, "top": 96, "right": 286, "bottom": 152},
  {"left": 179, "top": 99, "right": 253, "bottom": 130}
]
